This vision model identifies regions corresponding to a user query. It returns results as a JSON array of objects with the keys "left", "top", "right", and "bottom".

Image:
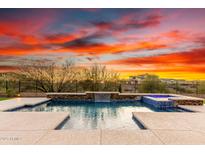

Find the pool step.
[
  {"left": 132, "top": 114, "right": 147, "bottom": 130},
  {"left": 55, "top": 115, "right": 70, "bottom": 130}
]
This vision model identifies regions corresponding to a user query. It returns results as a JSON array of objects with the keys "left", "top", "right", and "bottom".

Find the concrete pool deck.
[
  {"left": 0, "top": 129, "right": 163, "bottom": 145},
  {"left": 2, "top": 125, "right": 205, "bottom": 144},
  {"left": 0, "top": 112, "right": 69, "bottom": 131},
  {"left": 1, "top": 97, "right": 205, "bottom": 144},
  {"left": 178, "top": 105, "right": 205, "bottom": 113},
  {"left": 133, "top": 112, "right": 205, "bottom": 131},
  {"left": 1, "top": 111, "right": 205, "bottom": 144},
  {"left": 132, "top": 112, "right": 205, "bottom": 144}
]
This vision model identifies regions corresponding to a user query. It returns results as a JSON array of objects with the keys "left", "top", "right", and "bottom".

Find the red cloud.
[
  {"left": 161, "top": 30, "right": 189, "bottom": 41},
  {"left": 93, "top": 13, "right": 163, "bottom": 34},
  {"left": 44, "top": 34, "right": 78, "bottom": 44},
  {"left": 0, "top": 10, "right": 56, "bottom": 43},
  {"left": 107, "top": 47, "right": 205, "bottom": 73},
  {"left": 0, "top": 65, "right": 17, "bottom": 72},
  {"left": 57, "top": 40, "right": 168, "bottom": 56}
]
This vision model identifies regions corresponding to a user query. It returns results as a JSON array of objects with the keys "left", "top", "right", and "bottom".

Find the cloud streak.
[{"left": 0, "top": 8, "right": 205, "bottom": 79}]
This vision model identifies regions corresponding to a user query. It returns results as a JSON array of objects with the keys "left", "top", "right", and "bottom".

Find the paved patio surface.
[
  {"left": 37, "top": 129, "right": 162, "bottom": 145},
  {"left": 179, "top": 105, "right": 205, "bottom": 113},
  {"left": 0, "top": 112, "right": 69, "bottom": 131},
  {"left": 100, "top": 129, "right": 162, "bottom": 145},
  {"left": 37, "top": 130, "right": 101, "bottom": 144},
  {"left": 152, "top": 130, "right": 205, "bottom": 144},
  {"left": 0, "top": 130, "right": 48, "bottom": 145},
  {"left": 2, "top": 128, "right": 205, "bottom": 145},
  {"left": 1, "top": 97, "right": 205, "bottom": 144},
  {"left": 1, "top": 111, "right": 205, "bottom": 144},
  {"left": 0, "top": 129, "right": 163, "bottom": 145},
  {"left": 132, "top": 112, "right": 205, "bottom": 144},
  {"left": 133, "top": 112, "right": 205, "bottom": 131},
  {"left": 0, "top": 97, "right": 50, "bottom": 111}
]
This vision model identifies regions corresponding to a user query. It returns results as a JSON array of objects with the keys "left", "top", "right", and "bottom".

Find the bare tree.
[
  {"left": 18, "top": 59, "right": 78, "bottom": 92},
  {"left": 81, "top": 64, "right": 120, "bottom": 91}
]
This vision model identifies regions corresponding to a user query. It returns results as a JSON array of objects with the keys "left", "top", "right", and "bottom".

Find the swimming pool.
[{"left": 15, "top": 100, "right": 191, "bottom": 130}]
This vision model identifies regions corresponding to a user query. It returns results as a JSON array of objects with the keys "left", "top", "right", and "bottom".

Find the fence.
[
  {"left": 0, "top": 80, "right": 121, "bottom": 96},
  {"left": 0, "top": 79, "right": 204, "bottom": 97},
  {"left": 120, "top": 80, "right": 205, "bottom": 96}
]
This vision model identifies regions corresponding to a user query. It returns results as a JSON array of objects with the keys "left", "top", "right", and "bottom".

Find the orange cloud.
[
  {"left": 0, "top": 11, "right": 166, "bottom": 57},
  {"left": 93, "top": 13, "right": 163, "bottom": 34},
  {"left": 19, "top": 35, "right": 40, "bottom": 45},
  {"left": 107, "top": 47, "right": 205, "bottom": 73},
  {"left": 0, "top": 65, "right": 17, "bottom": 72},
  {"left": 44, "top": 34, "right": 77, "bottom": 44},
  {"left": 57, "top": 40, "right": 168, "bottom": 55},
  {"left": 0, "top": 44, "right": 49, "bottom": 56}
]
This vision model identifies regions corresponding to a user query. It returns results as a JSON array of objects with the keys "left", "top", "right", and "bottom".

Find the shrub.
[
  {"left": 198, "top": 82, "right": 205, "bottom": 94},
  {"left": 6, "top": 89, "right": 17, "bottom": 97},
  {"left": 139, "top": 75, "right": 169, "bottom": 93}
]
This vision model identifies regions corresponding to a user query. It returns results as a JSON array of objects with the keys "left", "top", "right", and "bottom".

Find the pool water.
[{"left": 16, "top": 101, "right": 190, "bottom": 130}]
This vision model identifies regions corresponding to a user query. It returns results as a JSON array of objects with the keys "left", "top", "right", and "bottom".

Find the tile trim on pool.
[
  {"left": 46, "top": 92, "right": 204, "bottom": 107},
  {"left": 142, "top": 95, "right": 176, "bottom": 109}
]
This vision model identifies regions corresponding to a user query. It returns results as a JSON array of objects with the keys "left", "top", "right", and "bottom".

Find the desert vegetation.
[
  {"left": 80, "top": 64, "right": 120, "bottom": 91},
  {"left": 13, "top": 59, "right": 120, "bottom": 93},
  {"left": 138, "top": 75, "right": 169, "bottom": 93},
  {"left": 0, "top": 59, "right": 204, "bottom": 96},
  {"left": 18, "top": 59, "right": 77, "bottom": 92}
]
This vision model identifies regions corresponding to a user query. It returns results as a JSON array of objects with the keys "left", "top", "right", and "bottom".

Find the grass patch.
[{"left": 0, "top": 98, "right": 11, "bottom": 101}]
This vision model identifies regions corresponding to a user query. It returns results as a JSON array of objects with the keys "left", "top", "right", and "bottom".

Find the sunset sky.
[{"left": 0, "top": 8, "right": 205, "bottom": 80}]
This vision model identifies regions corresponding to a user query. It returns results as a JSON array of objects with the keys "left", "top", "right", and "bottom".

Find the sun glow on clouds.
[{"left": 0, "top": 8, "right": 205, "bottom": 80}]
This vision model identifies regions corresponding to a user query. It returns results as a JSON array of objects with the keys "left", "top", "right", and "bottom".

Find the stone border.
[{"left": 46, "top": 92, "right": 204, "bottom": 106}]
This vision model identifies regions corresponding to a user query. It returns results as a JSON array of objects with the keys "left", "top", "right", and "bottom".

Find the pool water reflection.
[
  {"left": 18, "top": 101, "right": 154, "bottom": 130},
  {"left": 17, "top": 101, "right": 191, "bottom": 130}
]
